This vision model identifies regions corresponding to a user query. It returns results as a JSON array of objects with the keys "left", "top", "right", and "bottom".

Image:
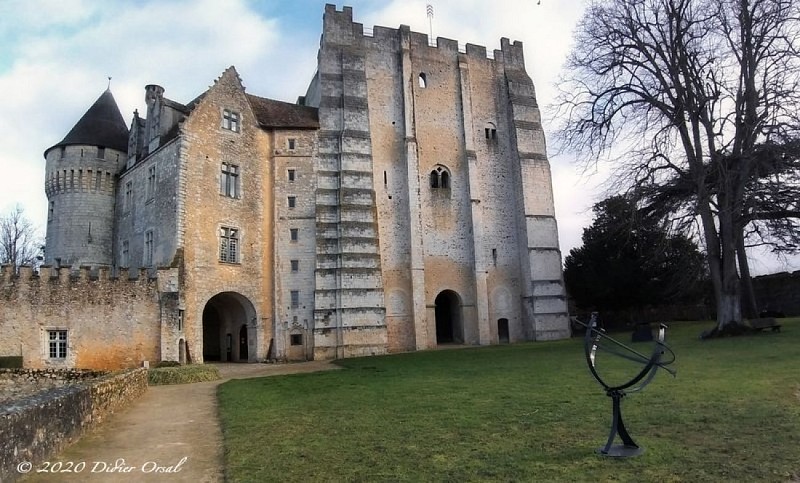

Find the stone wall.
[
  {"left": 0, "top": 368, "right": 147, "bottom": 483},
  {"left": 0, "top": 264, "right": 180, "bottom": 370}
]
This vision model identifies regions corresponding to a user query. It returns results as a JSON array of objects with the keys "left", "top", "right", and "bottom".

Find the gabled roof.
[
  {"left": 47, "top": 89, "right": 129, "bottom": 156},
  {"left": 246, "top": 94, "right": 319, "bottom": 129}
]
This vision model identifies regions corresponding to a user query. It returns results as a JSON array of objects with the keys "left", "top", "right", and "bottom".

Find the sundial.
[{"left": 576, "top": 313, "right": 676, "bottom": 457}]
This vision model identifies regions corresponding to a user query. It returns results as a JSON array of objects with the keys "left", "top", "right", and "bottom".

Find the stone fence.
[{"left": 0, "top": 368, "right": 148, "bottom": 483}]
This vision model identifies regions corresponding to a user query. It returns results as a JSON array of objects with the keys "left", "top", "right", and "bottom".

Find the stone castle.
[{"left": 1, "top": 5, "right": 569, "bottom": 369}]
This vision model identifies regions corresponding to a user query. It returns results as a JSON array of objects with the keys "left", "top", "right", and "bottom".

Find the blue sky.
[{"left": 0, "top": 0, "right": 795, "bottom": 274}]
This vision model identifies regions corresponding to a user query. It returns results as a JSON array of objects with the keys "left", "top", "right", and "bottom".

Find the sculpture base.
[{"left": 597, "top": 444, "right": 644, "bottom": 458}]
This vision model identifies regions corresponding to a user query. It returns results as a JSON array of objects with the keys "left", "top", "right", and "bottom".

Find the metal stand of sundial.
[{"left": 576, "top": 313, "right": 676, "bottom": 458}]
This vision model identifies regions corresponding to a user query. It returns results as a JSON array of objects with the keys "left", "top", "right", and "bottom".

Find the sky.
[{"left": 0, "top": 0, "right": 796, "bottom": 275}]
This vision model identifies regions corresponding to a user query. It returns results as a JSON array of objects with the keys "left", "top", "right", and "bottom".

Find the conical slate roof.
[{"left": 47, "top": 89, "right": 129, "bottom": 155}]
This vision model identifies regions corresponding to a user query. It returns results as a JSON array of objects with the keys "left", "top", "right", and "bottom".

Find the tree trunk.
[
  {"left": 716, "top": 205, "right": 743, "bottom": 330},
  {"left": 736, "top": 232, "right": 759, "bottom": 318}
]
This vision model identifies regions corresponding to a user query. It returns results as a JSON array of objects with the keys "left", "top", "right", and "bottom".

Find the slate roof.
[
  {"left": 47, "top": 89, "right": 129, "bottom": 155},
  {"left": 246, "top": 94, "right": 319, "bottom": 129}
]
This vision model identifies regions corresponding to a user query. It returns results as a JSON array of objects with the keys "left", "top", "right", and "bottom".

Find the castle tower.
[{"left": 43, "top": 88, "right": 129, "bottom": 268}]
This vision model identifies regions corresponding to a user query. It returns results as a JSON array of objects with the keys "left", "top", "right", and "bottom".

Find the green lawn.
[{"left": 218, "top": 320, "right": 800, "bottom": 482}]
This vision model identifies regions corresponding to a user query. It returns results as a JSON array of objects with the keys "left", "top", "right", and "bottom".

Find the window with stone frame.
[
  {"left": 219, "top": 226, "right": 239, "bottom": 263},
  {"left": 287, "top": 169, "right": 296, "bottom": 182},
  {"left": 290, "top": 290, "right": 300, "bottom": 308},
  {"left": 220, "top": 162, "right": 240, "bottom": 198},
  {"left": 290, "top": 259, "right": 299, "bottom": 272},
  {"left": 290, "top": 228, "right": 298, "bottom": 242},
  {"left": 124, "top": 180, "right": 133, "bottom": 211},
  {"left": 146, "top": 165, "right": 157, "bottom": 201},
  {"left": 222, "top": 109, "right": 240, "bottom": 132},
  {"left": 288, "top": 196, "right": 296, "bottom": 209},
  {"left": 47, "top": 329, "right": 68, "bottom": 359},
  {"left": 429, "top": 166, "right": 450, "bottom": 189},
  {"left": 144, "top": 230, "right": 154, "bottom": 266}
]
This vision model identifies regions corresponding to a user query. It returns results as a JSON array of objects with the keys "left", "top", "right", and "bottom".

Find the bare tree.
[
  {"left": 0, "top": 205, "right": 42, "bottom": 271},
  {"left": 555, "top": 0, "right": 800, "bottom": 332}
]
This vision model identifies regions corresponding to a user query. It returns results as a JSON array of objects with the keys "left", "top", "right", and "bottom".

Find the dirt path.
[{"left": 21, "top": 361, "right": 339, "bottom": 483}]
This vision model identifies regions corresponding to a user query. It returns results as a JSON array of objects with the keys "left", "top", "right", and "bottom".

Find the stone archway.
[
  {"left": 202, "top": 292, "right": 256, "bottom": 362},
  {"left": 435, "top": 290, "right": 463, "bottom": 344}
]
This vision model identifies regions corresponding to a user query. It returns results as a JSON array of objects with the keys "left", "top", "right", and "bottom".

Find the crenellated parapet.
[{"left": 0, "top": 264, "right": 179, "bottom": 300}]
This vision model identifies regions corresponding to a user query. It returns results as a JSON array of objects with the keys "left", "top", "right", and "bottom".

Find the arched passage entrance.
[
  {"left": 202, "top": 292, "right": 256, "bottom": 362},
  {"left": 435, "top": 290, "right": 463, "bottom": 344}
]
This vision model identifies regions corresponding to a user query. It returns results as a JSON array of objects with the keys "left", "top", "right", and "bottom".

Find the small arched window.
[
  {"left": 430, "top": 165, "right": 450, "bottom": 189},
  {"left": 484, "top": 122, "right": 497, "bottom": 141},
  {"left": 419, "top": 73, "right": 427, "bottom": 88}
]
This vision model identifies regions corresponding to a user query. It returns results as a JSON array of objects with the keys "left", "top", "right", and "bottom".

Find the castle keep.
[{"left": 1, "top": 5, "right": 569, "bottom": 369}]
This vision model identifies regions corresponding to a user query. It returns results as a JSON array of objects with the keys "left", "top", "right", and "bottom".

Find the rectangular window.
[
  {"left": 287, "top": 169, "right": 296, "bottom": 182},
  {"left": 97, "top": 146, "right": 106, "bottom": 159},
  {"left": 144, "top": 231, "right": 154, "bottom": 266},
  {"left": 290, "top": 259, "right": 299, "bottom": 272},
  {"left": 290, "top": 228, "right": 298, "bottom": 242},
  {"left": 146, "top": 165, "right": 156, "bottom": 200},
  {"left": 290, "top": 334, "right": 303, "bottom": 346},
  {"left": 220, "top": 163, "right": 240, "bottom": 198},
  {"left": 124, "top": 181, "right": 133, "bottom": 211},
  {"left": 288, "top": 138, "right": 296, "bottom": 150},
  {"left": 222, "top": 109, "right": 240, "bottom": 132},
  {"left": 48, "top": 330, "right": 68, "bottom": 359},
  {"left": 219, "top": 227, "right": 239, "bottom": 263},
  {"left": 48, "top": 201, "right": 54, "bottom": 222},
  {"left": 121, "top": 240, "right": 129, "bottom": 267},
  {"left": 290, "top": 290, "right": 300, "bottom": 308},
  {"left": 288, "top": 196, "right": 296, "bottom": 208}
]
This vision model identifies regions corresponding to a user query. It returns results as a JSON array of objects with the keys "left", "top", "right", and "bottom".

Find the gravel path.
[{"left": 20, "top": 361, "right": 339, "bottom": 482}]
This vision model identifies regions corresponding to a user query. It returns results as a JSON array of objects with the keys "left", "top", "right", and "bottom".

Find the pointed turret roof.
[{"left": 46, "top": 89, "right": 129, "bottom": 156}]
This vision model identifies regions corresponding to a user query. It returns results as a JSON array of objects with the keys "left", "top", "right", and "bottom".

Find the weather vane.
[{"left": 575, "top": 313, "right": 676, "bottom": 457}]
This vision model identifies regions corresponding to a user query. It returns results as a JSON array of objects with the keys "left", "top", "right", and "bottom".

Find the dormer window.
[
  {"left": 222, "top": 109, "right": 240, "bottom": 132},
  {"left": 430, "top": 165, "right": 450, "bottom": 189}
]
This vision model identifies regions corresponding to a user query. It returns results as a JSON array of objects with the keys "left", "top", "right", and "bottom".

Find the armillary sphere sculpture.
[{"left": 575, "top": 313, "right": 676, "bottom": 457}]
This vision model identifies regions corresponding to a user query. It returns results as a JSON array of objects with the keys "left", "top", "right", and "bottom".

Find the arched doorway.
[
  {"left": 435, "top": 290, "right": 462, "bottom": 344},
  {"left": 202, "top": 292, "right": 256, "bottom": 362}
]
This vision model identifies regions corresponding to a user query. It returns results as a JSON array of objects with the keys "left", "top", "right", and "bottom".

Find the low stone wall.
[
  {"left": 0, "top": 368, "right": 106, "bottom": 404},
  {"left": 0, "top": 368, "right": 148, "bottom": 483}
]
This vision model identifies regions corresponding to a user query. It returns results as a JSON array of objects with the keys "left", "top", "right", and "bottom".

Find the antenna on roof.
[
  {"left": 107, "top": 76, "right": 112, "bottom": 89},
  {"left": 426, "top": 4, "right": 434, "bottom": 40}
]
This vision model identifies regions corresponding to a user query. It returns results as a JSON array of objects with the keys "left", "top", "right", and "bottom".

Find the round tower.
[{"left": 43, "top": 88, "right": 129, "bottom": 268}]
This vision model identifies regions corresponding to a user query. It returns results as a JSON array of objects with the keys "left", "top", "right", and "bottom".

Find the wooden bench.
[{"left": 748, "top": 317, "right": 782, "bottom": 333}]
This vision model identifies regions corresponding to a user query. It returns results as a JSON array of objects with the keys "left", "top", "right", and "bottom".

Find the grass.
[
  {"left": 218, "top": 320, "right": 800, "bottom": 482},
  {"left": 147, "top": 364, "right": 220, "bottom": 385}
]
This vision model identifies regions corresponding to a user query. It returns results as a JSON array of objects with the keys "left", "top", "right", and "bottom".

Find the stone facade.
[{"left": 2, "top": 4, "right": 569, "bottom": 369}]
